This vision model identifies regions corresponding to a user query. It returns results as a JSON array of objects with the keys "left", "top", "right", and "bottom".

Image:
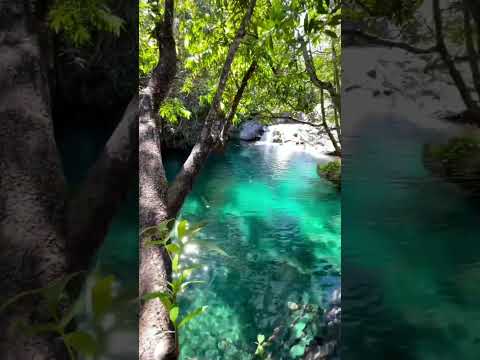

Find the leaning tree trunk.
[
  {"left": 138, "top": 1, "right": 257, "bottom": 359},
  {"left": 0, "top": 2, "right": 68, "bottom": 358},
  {"left": 138, "top": 0, "right": 178, "bottom": 359}
]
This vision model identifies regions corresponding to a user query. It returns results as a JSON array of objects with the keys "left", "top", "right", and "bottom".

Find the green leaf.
[
  {"left": 324, "top": 29, "right": 338, "bottom": 38},
  {"left": 59, "top": 299, "right": 84, "bottom": 328},
  {"left": 169, "top": 306, "right": 180, "bottom": 324},
  {"left": 142, "top": 291, "right": 173, "bottom": 311},
  {"left": 191, "top": 239, "right": 230, "bottom": 257},
  {"left": 181, "top": 280, "right": 206, "bottom": 292},
  {"left": 42, "top": 272, "right": 83, "bottom": 319},
  {"left": 185, "top": 221, "right": 208, "bottom": 238},
  {"left": 64, "top": 331, "right": 98, "bottom": 357},
  {"left": 178, "top": 306, "right": 207, "bottom": 329},
  {"left": 91, "top": 275, "right": 115, "bottom": 321},
  {"left": 177, "top": 220, "right": 189, "bottom": 240},
  {"left": 165, "top": 243, "right": 181, "bottom": 255},
  {"left": 172, "top": 254, "right": 180, "bottom": 273}
]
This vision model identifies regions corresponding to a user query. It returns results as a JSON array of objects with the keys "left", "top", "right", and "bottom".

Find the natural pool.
[
  {"left": 58, "top": 119, "right": 341, "bottom": 358},
  {"left": 165, "top": 142, "right": 341, "bottom": 359}
]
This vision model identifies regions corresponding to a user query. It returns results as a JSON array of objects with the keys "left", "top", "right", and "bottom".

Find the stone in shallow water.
[{"left": 239, "top": 120, "right": 264, "bottom": 141}]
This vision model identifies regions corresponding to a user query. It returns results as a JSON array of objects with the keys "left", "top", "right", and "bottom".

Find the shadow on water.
[
  {"left": 343, "top": 115, "right": 480, "bottom": 360},
  {"left": 165, "top": 141, "right": 341, "bottom": 359}
]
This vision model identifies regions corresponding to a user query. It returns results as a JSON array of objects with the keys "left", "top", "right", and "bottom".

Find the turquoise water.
[
  {"left": 57, "top": 121, "right": 340, "bottom": 358},
  {"left": 165, "top": 142, "right": 341, "bottom": 359},
  {"left": 343, "top": 116, "right": 480, "bottom": 359}
]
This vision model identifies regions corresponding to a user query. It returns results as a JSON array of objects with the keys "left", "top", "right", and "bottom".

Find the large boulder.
[{"left": 239, "top": 120, "right": 264, "bottom": 141}]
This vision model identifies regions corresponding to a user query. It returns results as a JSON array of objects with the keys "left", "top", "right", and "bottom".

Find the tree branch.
[
  {"left": 463, "top": 1, "right": 480, "bottom": 96},
  {"left": 300, "top": 37, "right": 340, "bottom": 114},
  {"left": 343, "top": 29, "right": 439, "bottom": 54},
  {"left": 219, "top": 61, "right": 258, "bottom": 143},
  {"left": 433, "top": 0, "right": 477, "bottom": 109},
  {"left": 167, "top": 0, "right": 257, "bottom": 216},
  {"left": 66, "top": 95, "right": 139, "bottom": 272}
]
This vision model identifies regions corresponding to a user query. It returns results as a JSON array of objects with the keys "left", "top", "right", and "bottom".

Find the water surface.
[{"left": 165, "top": 142, "right": 341, "bottom": 359}]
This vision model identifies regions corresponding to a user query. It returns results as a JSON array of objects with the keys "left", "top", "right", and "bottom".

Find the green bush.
[
  {"left": 317, "top": 159, "right": 341, "bottom": 189},
  {"left": 428, "top": 136, "right": 480, "bottom": 163}
]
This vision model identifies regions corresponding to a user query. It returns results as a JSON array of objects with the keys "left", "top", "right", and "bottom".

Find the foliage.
[
  {"left": 142, "top": 219, "right": 228, "bottom": 346},
  {"left": 139, "top": 0, "right": 341, "bottom": 135},
  {"left": 344, "top": 0, "right": 424, "bottom": 25},
  {"left": 48, "top": 0, "right": 124, "bottom": 45},
  {"left": 428, "top": 137, "right": 480, "bottom": 162},
  {"left": 159, "top": 98, "right": 192, "bottom": 123},
  {"left": 317, "top": 159, "right": 341, "bottom": 189},
  {"left": 0, "top": 272, "right": 129, "bottom": 359}
]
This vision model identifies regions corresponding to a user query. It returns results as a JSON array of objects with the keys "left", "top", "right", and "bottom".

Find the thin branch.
[
  {"left": 343, "top": 29, "right": 438, "bottom": 54},
  {"left": 433, "top": 0, "right": 477, "bottom": 109}
]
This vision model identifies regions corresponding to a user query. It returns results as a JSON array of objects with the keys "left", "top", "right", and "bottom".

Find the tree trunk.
[
  {"left": 0, "top": 2, "right": 69, "bottom": 358},
  {"left": 463, "top": 1, "right": 480, "bottom": 100},
  {"left": 331, "top": 39, "right": 341, "bottom": 141},
  {"left": 139, "top": 1, "right": 256, "bottom": 358},
  {"left": 138, "top": 0, "right": 178, "bottom": 358},
  {"left": 167, "top": 0, "right": 257, "bottom": 216},
  {"left": 320, "top": 89, "right": 341, "bottom": 156},
  {"left": 219, "top": 61, "right": 258, "bottom": 145},
  {"left": 301, "top": 38, "right": 340, "bottom": 115},
  {"left": 433, "top": 0, "right": 477, "bottom": 110},
  {"left": 1, "top": 2, "right": 138, "bottom": 359}
]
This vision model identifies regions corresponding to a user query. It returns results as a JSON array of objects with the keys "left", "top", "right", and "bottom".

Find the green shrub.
[{"left": 317, "top": 159, "right": 341, "bottom": 189}]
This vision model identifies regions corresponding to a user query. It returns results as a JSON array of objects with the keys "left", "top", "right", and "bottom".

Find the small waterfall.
[{"left": 259, "top": 126, "right": 273, "bottom": 143}]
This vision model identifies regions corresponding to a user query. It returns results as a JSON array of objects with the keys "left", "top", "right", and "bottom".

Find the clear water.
[
  {"left": 58, "top": 121, "right": 340, "bottom": 358},
  {"left": 342, "top": 115, "right": 480, "bottom": 360},
  {"left": 164, "top": 142, "right": 341, "bottom": 359}
]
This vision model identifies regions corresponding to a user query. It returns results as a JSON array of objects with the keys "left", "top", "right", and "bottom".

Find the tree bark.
[
  {"left": 138, "top": 0, "right": 178, "bottom": 359},
  {"left": 1, "top": 2, "right": 138, "bottom": 359},
  {"left": 0, "top": 2, "right": 69, "bottom": 358}
]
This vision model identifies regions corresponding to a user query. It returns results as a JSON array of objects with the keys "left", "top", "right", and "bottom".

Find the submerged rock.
[{"left": 239, "top": 120, "right": 265, "bottom": 141}]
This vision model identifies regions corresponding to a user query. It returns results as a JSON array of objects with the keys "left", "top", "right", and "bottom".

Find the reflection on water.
[
  {"left": 343, "top": 115, "right": 480, "bottom": 359},
  {"left": 165, "top": 142, "right": 341, "bottom": 359}
]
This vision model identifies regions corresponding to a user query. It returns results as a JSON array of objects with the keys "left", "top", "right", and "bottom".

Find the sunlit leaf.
[{"left": 178, "top": 306, "right": 208, "bottom": 329}]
